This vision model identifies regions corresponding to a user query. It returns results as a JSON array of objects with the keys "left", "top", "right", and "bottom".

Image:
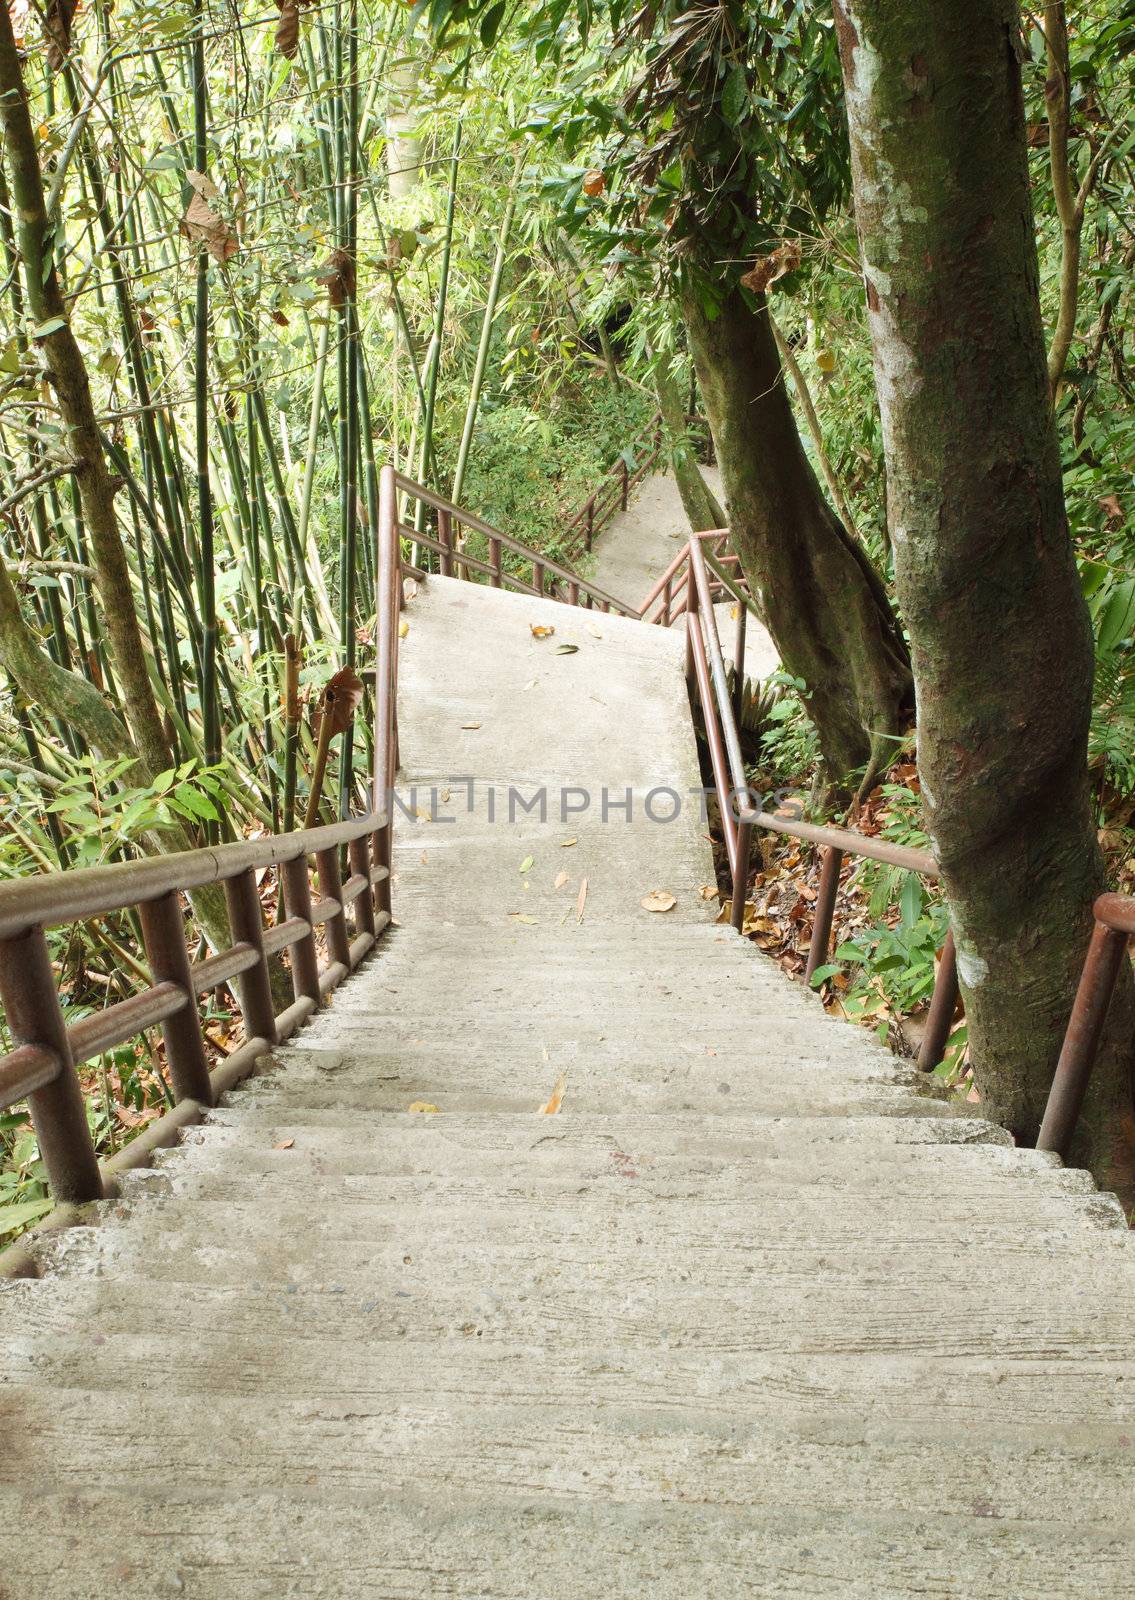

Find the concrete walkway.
[
  {"left": 588, "top": 467, "right": 780, "bottom": 680},
  {"left": 3, "top": 575, "right": 1135, "bottom": 1596}
]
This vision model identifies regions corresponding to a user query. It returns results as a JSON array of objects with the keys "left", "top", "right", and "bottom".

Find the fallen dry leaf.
[
  {"left": 642, "top": 890, "right": 677, "bottom": 913},
  {"left": 399, "top": 619, "right": 409, "bottom": 639},
  {"left": 512, "top": 913, "right": 538, "bottom": 925},
  {"left": 537, "top": 1073, "right": 567, "bottom": 1115},
  {"left": 522, "top": 678, "right": 537, "bottom": 691},
  {"left": 408, "top": 1101, "right": 440, "bottom": 1114},
  {"left": 461, "top": 721, "right": 481, "bottom": 730},
  {"left": 531, "top": 623, "right": 555, "bottom": 639},
  {"left": 519, "top": 855, "right": 534, "bottom": 874},
  {"left": 560, "top": 838, "right": 577, "bottom": 848},
  {"left": 576, "top": 878, "right": 588, "bottom": 923},
  {"left": 586, "top": 623, "right": 603, "bottom": 639},
  {"left": 420, "top": 851, "right": 428, "bottom": 865},
  {"left": 554, "top": 870, "right": 569, "bottom": 889},
  {"left": 273, "top": 1138, "right": 295, "bottom": 1150}
]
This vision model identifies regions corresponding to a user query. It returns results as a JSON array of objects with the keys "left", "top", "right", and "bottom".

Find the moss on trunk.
[
  {"left": 683, "top": 283, "right": 912, "bottom": 791},
  {"left": 835, "top": 0, "right": 1135, "bottom": 1187},
  {"left": 653, "top": 359, "right": 726, "bottom": 532}
]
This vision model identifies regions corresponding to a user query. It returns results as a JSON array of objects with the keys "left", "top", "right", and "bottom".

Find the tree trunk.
[
  {"left": 0, "top": 5, "right": 171, "bottom": 779},
  {"left": 683, "top": 283, "right": 912, "bottom": 790},
  {"left": 833, "top": 0, "right": 1135, "bottom": 1186},
  {"left": 653, "top": 357, "right": 725, "bottom": 532}
]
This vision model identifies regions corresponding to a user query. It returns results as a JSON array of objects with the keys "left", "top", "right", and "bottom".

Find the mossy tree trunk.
[
  {"left": 834, "top": 0, "right": 1135, "bottom": 1185},
  {"left": 653, "top": 356, "right": 725, "bottom": 533},
  {"left": 683, "top": 283, "right": 912, "bottom": 791}
]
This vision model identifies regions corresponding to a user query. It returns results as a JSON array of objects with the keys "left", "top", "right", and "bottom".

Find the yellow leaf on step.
[
  {"left": 461, "top": 721, "right": 481, "bottom": 730},
  {"left": 537, "top": 1074, "right": 566, "bottom": 1115},
  {"left": 511, "top": 913, "right": 538, "bottom": 925},
  {"left": 273, "top": 1138, "right": 295, "bottom": 1150},
  {"left": 408, "top": 1101, "right": 440, "bottom": 1114},
  {"left": 530, "top": 623, "right": 555, "bottom": 639},
  {"left": 560, "top": 838, "right": 577, "bottom": 848},
  {"left": 399, "top": 619, "right": 409, "bottom": 638},
  {"left": 641, "top": 890, "right": 677, "bottom": 913},
  {"left": 554, "top": 870, "right": 569, "bottom": 889}
]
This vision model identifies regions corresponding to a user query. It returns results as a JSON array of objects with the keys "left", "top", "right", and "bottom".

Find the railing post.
[
  {"left": 805, "top": 846, "right": 843, "bottom": 986},
  {"left": 316, "top": 846, "right": 353, "bottom": 970},
  {"left": 222, "top": 868, "right": 278, "bottom": 1046},
  {"left": 489, "top": 535, "right": 502, "bottom": 588},
  {"left": 438, "top": 507, "right": 453, "bottom": 577},
  {"left": 586, "top": 498, "right": 594, "bottom": 553},
  {"left": 138, "top": 892, "right": 214, "bottom": 1107},
  {"left": 349, "top": 833, "right": 377, "bottom": 939},
  {"left": 0, "top": 926, "right": 103, "bottom": 1204},
  {"left": 1037, "top": 919, "right": 1130, "bottom": 1158},
  {"left": 661, "top": 577, "right": 672, "bottom": 628},
  {"left": 533, "top": 559, "right": 544, "bottom": 597},
  {"left": 375, "top": 821, "right": 392, "bottom": 917},
  {"left": 731, "top": 813, "right": 754, "bottom": 933},
  {"left": 281, "top": 855, "right": 321, "bottom": 1007},
  {"left": 568, "top": 579, "right": 579, "bottom": 607},
  {"left": 733, "top": 604, "right": 747, "bottom": 728},
  {"left": 918, "top": 930, "right": 959, "bottom": 1072},
  {"left": 621, "top": 457, "right": 629, "bottom": 511}
]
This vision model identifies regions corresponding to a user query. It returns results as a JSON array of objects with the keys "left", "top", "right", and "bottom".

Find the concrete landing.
[
  {"left": 588, "top": 467, "right": 780, "bottom": 680},
  {"left": 3, "top": 572, "right": 1135, "bottom": 1598}
]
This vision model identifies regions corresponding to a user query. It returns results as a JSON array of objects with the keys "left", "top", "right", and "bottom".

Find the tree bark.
[
  {"left": 0, "top": 4, "right": 171, "bottom": 779},
  {"left": 653, "top": 357, "right": 726, "bottom": 532},
  {"left": 683, "top": 282, "right": 912, "bottom": 790},
  {"left": 833, "top": 0, "right": 1135, "bottom": 1185}
]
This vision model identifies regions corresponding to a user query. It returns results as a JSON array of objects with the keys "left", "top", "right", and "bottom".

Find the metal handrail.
[
  {"left": 0, "top": 813, "right": 384, "bottom": 940},
  {"left": 561, "top": 409, "right": 665, "bottom": 555},
  {"left": 392, "top": 470, "right": 640, "bottom": 618},
  {"left": 677, "top": 531, "right": 959, "bottom": 1074},
  {"left": 1038, "top": 893, "right": 1135, "bottom": 1158}
]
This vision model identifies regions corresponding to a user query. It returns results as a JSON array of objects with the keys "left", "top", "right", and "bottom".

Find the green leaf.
[
  {"left": 899, "top": 871, "right": 923, "bottom": 931},
  {"left": 0, "top": 1196, "right": 53, "bottom": 1238},
  {"left": 519, "top": 855, "right": 534, "bottom": 873},
  {"left": 480, "top": 0, "right": 506, "bottom": 45},
  {"left": 721, "top": 63, "right": 748, "bottom": 127},
  {"left": 808, "top": 962, "right": 841, "bottom": 988},
  {"left": 32, "top": 318, "right": 66, "bottom": 339},
  {"left": 555, "top": 643, "right": 579, "bottom": 654}
]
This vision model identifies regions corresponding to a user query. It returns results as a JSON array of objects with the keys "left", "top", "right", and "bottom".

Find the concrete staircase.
[{"left": 3, "top": 575, "right": 1135, "bottom": 1597}]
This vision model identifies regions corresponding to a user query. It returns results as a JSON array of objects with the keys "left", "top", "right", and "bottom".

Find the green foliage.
[
  {"left": 757, "top": 670, "right": 819, "bottom": 783},
  {"left": 808, "top": 785, "right": 965, "bottom": 1077},
  {"left": 1082, "top": 564, "right": 1135, "bottom": 799},
  {"left": 2, "top": 758, "right": 229, "bottom": 877}
]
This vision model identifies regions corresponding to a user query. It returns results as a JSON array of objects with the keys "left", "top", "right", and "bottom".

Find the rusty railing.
[
  {"left": 561, "top": 410, "right": 665, "bottom": 559},
  {"left": 1038, "top": 893, "right": 1135, "bottom": 1159},
  {"left": 392, "top": 470, "right": 640, "bottom": 617},
  {"left": 675, "top": 531, "right": 960, "bottom": 1073},
  {"left": 0, "top": 469, "right": 408, "bottom": 1246},
  {"left": 0, "top": 816, "right": 391, "bottom": 1214}
]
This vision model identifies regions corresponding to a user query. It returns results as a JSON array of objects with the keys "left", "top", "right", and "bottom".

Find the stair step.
[{"left": 0, "top": 1481, "right": 1131, "bottom": 1599}]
